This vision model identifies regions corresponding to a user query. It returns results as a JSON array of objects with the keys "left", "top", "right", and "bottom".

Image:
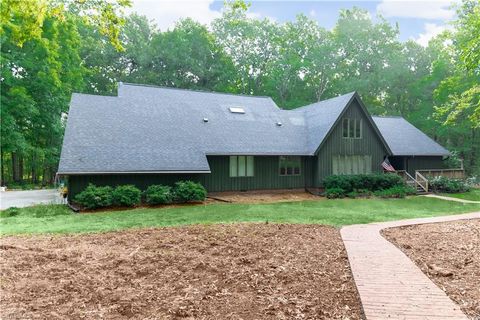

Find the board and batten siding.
[
  {"left": 68, "top": 155, "right": 307, "bottom": 199},
  {"left": 314, "top": 100, "right": 389, "bottom": 187}
]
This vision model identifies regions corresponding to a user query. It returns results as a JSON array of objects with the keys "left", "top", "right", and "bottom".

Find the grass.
[
  {"left": 1, "top": 196, "right": 479, "bottom": 235},
  {"left": 441, "top": 188, "right": 480, "bottom": 201}
]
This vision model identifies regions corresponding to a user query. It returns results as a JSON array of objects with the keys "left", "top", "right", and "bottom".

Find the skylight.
[{"left": 229, "top": 107, "right": 245, "bottom": 114}]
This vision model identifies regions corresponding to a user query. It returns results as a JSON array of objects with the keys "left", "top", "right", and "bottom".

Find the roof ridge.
[
  {"left": 119, "top": 82, "right": 274, "bottom": 100},
  {"left": 371, "top": 115, "right": 405, "bottom": 119},
  {"left": 293, "top": 91, "right": 356, "bottom": 111}
]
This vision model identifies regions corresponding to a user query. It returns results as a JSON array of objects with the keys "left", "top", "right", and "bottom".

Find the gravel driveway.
[{"left": 0, "top": 189, "right": 61, "bottom": 210}]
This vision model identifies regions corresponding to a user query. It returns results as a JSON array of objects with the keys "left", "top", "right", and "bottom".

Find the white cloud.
[
  {"left": 376, "top": 0, "right": 457, "bottom": 20},
  {"left": 127, "top": 0, "right": 267, "bottom": 31},
  {"left": 414, "top": 22, "right": 452, "bottom": 46},
  {"left": 309, "top": 9, "right": 316, "bottom": 17},
  {"left": 127, "top": 0, "right": 221, "bottom": 31}
]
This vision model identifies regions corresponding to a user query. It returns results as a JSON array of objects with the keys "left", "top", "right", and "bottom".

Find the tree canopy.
[{"left": 1, "top": 0, "right": 479, "bottom": 186}]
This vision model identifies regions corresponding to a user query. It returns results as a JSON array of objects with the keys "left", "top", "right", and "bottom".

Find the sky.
[{"left": 127, "top": 0, "right": 458, "bottom": 46}]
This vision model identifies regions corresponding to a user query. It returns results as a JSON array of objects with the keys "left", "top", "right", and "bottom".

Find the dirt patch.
[
  {"left": 383, "top": 219, "right": 480, "bottom": 318},
  {"left": 0, "top": 224, "right": 363, "bottom": 319},
  {"left": 208, "top": 190, "right": 322, "bottom": 204}
]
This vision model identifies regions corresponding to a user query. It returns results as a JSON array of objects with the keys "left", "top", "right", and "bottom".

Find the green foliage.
[
  {"left": 0, "top": 207, "right": 20, "bottom": 218},
  {"left": 0, "top": 204, "right": 70, "bottom": 219},
  {"left": 145, "top": 185, "right": 173, "bottom": 205},
  {"left": 2, "top": 0, "right": 480, "bottom": 184},
  {"left": 112, "top": 185, "right": 141, "bottom": 207},
  {"left": 373, "top": 185, "right": 416, "bottom": 198},
  {"left": 346, "top": 191, "right": 358, "bottom": 199},
  {"left": 74, "top": 184, "right": 114, "bottom": 209},
  {"left": 173, "top": 181, "right": 207, "bottom": 202},
  {"left": 324, "top": 174, "right": 403, "bottom": 193},
  {"left": 429, "top": 176, "right": 472, "bottom": 193},
  {"left": 325, "top": 187, "right": 346, "bottom": 199}
]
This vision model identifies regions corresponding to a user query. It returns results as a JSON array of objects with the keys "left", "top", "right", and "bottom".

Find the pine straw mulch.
[
  {"left": 383, "top": 219, "right": 480, "bottom": 318},
  {"left": 0, "top": 224, "right": 363, "bottom": 319}
]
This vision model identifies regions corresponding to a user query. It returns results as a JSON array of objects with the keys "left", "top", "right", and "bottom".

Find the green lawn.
[
  {"left": 1, "top": 197, "right": 479, "bottom": 235},
  {"left": 441, "top": 189, "right": 480, "bottom": 201}
]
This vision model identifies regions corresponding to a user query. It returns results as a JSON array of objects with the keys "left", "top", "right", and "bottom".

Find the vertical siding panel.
[{"left": 315, "top": 101, "right": 389, "bottom": 187}]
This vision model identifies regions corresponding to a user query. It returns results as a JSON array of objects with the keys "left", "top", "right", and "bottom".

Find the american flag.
[{"left": 381, "top": 157, "right": 395, "bottom": 172}]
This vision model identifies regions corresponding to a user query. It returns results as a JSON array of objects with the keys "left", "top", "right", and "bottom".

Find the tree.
[{"left": 213, "top": 1, "right": 281, "bottom": 95}]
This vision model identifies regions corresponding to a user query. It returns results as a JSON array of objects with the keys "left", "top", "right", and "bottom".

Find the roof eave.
[{"left": 57, "top": 170, "right": 211, "bottom": 175}]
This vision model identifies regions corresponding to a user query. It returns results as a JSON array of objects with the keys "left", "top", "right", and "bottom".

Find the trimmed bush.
[
  {"left": 112, "top": 185, "right": 141, "bottom": 207},
  {"left": 173, "top": 181, "right": 207, "bottom": 202},
  {"left": 74, "top": 184, "right": 113, "bottom": 209},
  {"left": 324, "top": 173, "right": 403, "bottom": 193},
  {"left": 373, "top": 185, "right": 416, "bottom": 198},
  {"left": 325, "top": 187, "right": 346, "bottom": 199},
  {"left": 145, "top": 185, "right": 173, "bottom": 205},
  {"left": 429, "top": 176, "right": 471, "bottom": 193}
]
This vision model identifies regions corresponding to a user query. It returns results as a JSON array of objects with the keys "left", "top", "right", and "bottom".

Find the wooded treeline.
[{"left": 1, "top": 0, "right": 479, "bottom": 186}]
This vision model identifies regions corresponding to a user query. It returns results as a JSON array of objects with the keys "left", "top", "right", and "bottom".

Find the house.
[{"left": 58, "top": 83, "right": 450, "bottom": 199}]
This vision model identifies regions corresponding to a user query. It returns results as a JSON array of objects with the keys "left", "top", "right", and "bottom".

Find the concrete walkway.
[
  {"left": 341, "top": 212, "right": 480, "bottom": 320},
  {"left": 0, "top": 189, "right": 61, "bottom": 210},
  {"left": 422, "top": 193, "right": 480, "bottom": 204}
]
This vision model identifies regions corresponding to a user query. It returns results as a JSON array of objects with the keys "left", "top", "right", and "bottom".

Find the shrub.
[
  {"left": 346, "top": 191, "right": 358, "bottom": 199},
  {"left": 0, "top": 207, "right": 20, "bottom": 218},
  {"left": 373, "top": 185, "right": 415, "bottom": 198},
  {"left": 112, "top": 185, "right": 141, "bottom": 207},
  {"left": 325, "top": 187, "right": 346, "bottom": 199},
  {"left": 429, "top": 176, "right": 471, "bottom": 193},
  {"left": 145, "top": 185, "right": 173, "bottom": 205},
  {"left": 324, "top": 173, "right": 403, "bottom": 193},
  {"left": 173, "top": 181, "right": 207, "bottom": 202},
  {"left": 74, "top": 184, "right": 113, "bottom": 209}
]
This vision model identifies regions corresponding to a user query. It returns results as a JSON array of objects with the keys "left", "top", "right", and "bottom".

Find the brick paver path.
[{"left": 341, "top": 212, "right": 480, "bottom": 320}]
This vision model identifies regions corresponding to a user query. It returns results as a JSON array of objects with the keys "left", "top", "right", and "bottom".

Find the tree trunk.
[
  {"left": 12, "top": 152, "right": 21, "bottom": 183},
  {"left": 19, "top": 155, "right": 24, "bottom": 183},
  {"left": 0, "top": 151, "right": 4, "bottom": 186}
]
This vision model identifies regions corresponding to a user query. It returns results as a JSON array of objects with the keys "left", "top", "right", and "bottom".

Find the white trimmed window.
[
  {"left": 342, "top": 118, "right": 362, "bottom": 139},
  {"left": 279, "top": 156, "right": 301, "bottom": 176},
  {"left": 230, "top": 156, "right": 254, "bottom": 177}
]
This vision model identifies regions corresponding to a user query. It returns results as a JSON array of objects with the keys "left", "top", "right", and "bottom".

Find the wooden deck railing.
[
  {"left": 415, "top": 171, "right": 429, "bottom": 192},
  {"left": 416, "top": 169, "right": 465, "bottom": 179}
]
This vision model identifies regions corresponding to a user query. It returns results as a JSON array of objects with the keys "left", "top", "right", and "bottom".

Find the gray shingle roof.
[
  {"left": 372, "top": 116, "right": 450, "bottom": 156},
  {"left": 58, "top": 83, "right": 449, "bottom": 174}
]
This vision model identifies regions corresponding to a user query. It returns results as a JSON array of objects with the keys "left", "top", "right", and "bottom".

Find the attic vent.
[
  {"left": 229, "top": 107, "right": 245, "bottom": 114},
  {"left": 203, "top": 118, "right": 209, "bottom": 122},
  {"left": 276, "top": 122, "right": 283, "bottom": 127}
]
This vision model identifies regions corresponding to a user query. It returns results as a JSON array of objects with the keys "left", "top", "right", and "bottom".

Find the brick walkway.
[{"left": 341, "top": 212, "right": 480, "bottom": 320}]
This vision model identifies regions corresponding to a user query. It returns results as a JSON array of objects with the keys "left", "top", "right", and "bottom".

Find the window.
[
  {"left": 342, "top": 118, "right": 362, "bottom": 139},
  {"left": 230, "top": 156, "right": 254, "bottom": 177},
  {"left": 279, "top": 156, "right": 301, "bottom": 176},
  {"left": 332, "top": 155, "right": 372, "bottom": 175}
]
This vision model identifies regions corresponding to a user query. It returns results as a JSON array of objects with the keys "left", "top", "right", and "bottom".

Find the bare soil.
[
  {"left": 383, "top": 219, "right": 480, "bottom": 318},
  {"left": 0, "top": 224, "right": 363, "bottom": 319},
  {"left": 208, "top": 190, "right": 322, "bottom": 204}
]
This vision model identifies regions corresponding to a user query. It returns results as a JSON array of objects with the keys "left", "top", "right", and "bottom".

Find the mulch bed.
[
  {"left": 0, "top": 224, "right": 363, "bottom": 319},
  {"left": 383, "top": 219, "right": 480, "bottom": 318},
  {"left": 207, "top": 190, "right": 322, "bottom": 204}
]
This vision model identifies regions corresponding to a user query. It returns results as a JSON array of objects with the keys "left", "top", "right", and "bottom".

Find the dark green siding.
[
  {"left": 68, "top": 155, "right": 307, "bottom": 199},
  {"left": 314, "top": 100, "right": 389, "bottom": 186},
  {"left": 406, "top": 156, "right": 445, "bottom": 175},
  {"left": 390, "top": 156, "right": 445, "bottom": 175},
  {"left": 202, "top": 156, "right": 305, "bottom": 191}
]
